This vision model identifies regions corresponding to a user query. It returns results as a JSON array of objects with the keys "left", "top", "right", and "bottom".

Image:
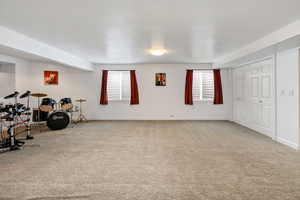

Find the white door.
[
  {"left": 233, "top": 58, "right": 274, "bottom": 138},
  {"left": 233, "top": 68, "right": 246, "bottom": 123},
  {"left": 259, "top": 60, "right": 274, "bottom": 136},
  {"left": 249, "top": 65, "right": 261, "bottom": 126}
]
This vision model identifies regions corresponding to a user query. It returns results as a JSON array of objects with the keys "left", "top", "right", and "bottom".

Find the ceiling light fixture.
[{"left": 150, "top": 48, "right": 167, "bottom": 56}]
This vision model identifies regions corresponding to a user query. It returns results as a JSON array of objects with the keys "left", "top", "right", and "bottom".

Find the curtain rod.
[
  {"left": 186, "top": 69, "right": 213, "bottom": 71},
  {"left": 104, "top": 70, "right": 132, "bottom": 71},
  {"left": 105, "top": 69, "right": 215, "bottom": 71}
]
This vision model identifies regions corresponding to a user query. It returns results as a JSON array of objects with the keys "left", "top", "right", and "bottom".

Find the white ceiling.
[
  {"left": 0, "top": 0, "right": 300, "bottom": 64},
  {"left": 0, "top": 45, "right": 53, "bottom": 63}
]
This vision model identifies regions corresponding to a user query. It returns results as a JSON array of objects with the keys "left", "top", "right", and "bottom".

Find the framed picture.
[
  {"left": 44, "top": 71, "right": 59, "bottom": 85},
  {"left": 155, "top": 73, "right": 166, "bottom": 86}
]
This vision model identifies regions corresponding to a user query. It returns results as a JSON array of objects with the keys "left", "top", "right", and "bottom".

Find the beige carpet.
[{"left": 0, "top": 121, "right": 300, "bottom": 200}]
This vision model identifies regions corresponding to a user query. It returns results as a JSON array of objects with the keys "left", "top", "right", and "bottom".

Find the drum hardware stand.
[
  {"left": 25, "top": 118, "right": 33, "bottom": 140},
  {"left": 0, "top": 110, "right": 4, "bottom": 143},
  {"left": 76, "top": 99, "right": 87, "bottom": 123},
  {"left": 8, "top": 122, "right": 26, "bottom": 151},
  {"left": 0, "top": 91, "right": 34, "bottom": 152},
  {"left": 0, "top": 118, "right": 7, "bottom": 150},
  {"left": 30, "top": 93, "right": 48, "bottom": 132},
  {"left": 11, "top": 94, "right": 20, "bottom": 150},
  {"left": 7, "top": 93, "right": 25, "bottom": 151},
  {"left": 37, "top": 96, "right": 41, "bottom": 125},
  {"left": 67, "top": 109, "right": 78, "bottom": 128},
  {"left": 25, "top": 92, "right": 33, "bottom": 140}
]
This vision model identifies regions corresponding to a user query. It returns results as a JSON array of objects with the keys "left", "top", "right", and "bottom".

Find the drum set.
[
  {"left": 0, "top": 91, "right": 87, "bottom": 152},
  {"left": 32, "top": 94, "right": 72, "bottom": 130},
  {"left": 0, "top": 91, "right": 33, "bottom": 152}
]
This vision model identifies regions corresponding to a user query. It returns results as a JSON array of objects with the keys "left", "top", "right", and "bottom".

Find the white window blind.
[
  {"left": 193, "top": 70, "right": 214, "bottom": 101},
  {"left": 107, "top": 71, "right": 130, "bottom": 101}
]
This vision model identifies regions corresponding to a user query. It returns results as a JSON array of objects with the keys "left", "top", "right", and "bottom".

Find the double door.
[{"left": 233, "top": 59, "right": 274, "bottom": 137}]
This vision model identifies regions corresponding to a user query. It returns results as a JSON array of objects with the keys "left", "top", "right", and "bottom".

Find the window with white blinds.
[
  {"left": 107, "top": 71, "right": 130, "bottom": 101},
  {"left": 193, "top": 70, "right": 214, "bottom": 101}
]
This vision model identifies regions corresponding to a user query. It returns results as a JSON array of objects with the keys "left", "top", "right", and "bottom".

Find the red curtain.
[
  {"left": 213, "top": 69, "right": 223, "bottom": 104},
  {"left": 130, "top": 70, "right": 139, "bottom": 105},
  {"left": 100, "top": 70, "right": 108, "bottom": 105},
  {"left": 185, "top": 70, "right": 193, "bottom": 105}
]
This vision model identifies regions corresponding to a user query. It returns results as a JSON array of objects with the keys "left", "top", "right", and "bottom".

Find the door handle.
[{"left": 259, "top": 100, "right": 263, "bottom": 103}]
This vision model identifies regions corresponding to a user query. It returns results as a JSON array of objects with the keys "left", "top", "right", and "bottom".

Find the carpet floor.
[{"left": 0, "top": 121, "right": 300, "bottom": 200}]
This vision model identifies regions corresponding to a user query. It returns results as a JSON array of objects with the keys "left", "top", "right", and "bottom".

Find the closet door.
[
  {"left": 233, "top": 68, "right": 246, "bottom": 123},
  {"left": 233, "top": 59, "right": 274, "bottom": 138},
  {"left": 249, "top": 61, "right": 273, "bottom": 136},
  {"left": 249, "top": 65, "right": 261, "bottom": 126},
  {"left": 259, "top": 60, "right": 273, "bottom": 135}
]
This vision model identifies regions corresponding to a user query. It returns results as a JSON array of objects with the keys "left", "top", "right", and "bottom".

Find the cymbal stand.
[
  {"left": 25, "top": 94, "right": 33, "bottom": 140},
  {"left": 37, "top": 96, "right": 41, "bottom": 123},
  {"left": 77, "top": 101, "right": 87, "bottom": 123},
  {"left": 9, "top": 94, "right": 21, "bottom": 151},
  {"left": 0, "top": 110, "right": 4, "bottom": 144}
]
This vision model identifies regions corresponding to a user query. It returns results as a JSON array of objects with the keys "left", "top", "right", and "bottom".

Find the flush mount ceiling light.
[{"left": 150, "top": 48, "right": 167, "bottom": 56}]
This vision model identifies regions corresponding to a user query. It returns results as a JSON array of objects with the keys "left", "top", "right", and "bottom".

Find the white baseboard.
[
  {"left": 276, "top": 137, "right": 299, "bottom": 150},
  {"left": 230, "top": 120, "right": 299, "bottom": 150},
  {"left": 89, "top": 118, "right": 230, "bottom": 121},
  {"left": 233, "top": 120, "right": 273, "bottom": 138}
]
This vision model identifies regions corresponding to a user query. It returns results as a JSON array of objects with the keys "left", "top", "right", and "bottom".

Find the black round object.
[
  {"left": 47, "top": 111, "right": 70, "bottom": 130},
  {"left": 41, "top": 98, "right": 56, "bottom": 107},
  {"left": 20, "top": 91, "right": 31, "bottom": 99},
  {"left": 60, "top": 98, "right": 72, "bottom": 105}
]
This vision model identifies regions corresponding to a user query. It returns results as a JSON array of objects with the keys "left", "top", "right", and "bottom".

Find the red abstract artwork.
[{"left": 44, "top": 71, "right": 59, "bottom": 85}]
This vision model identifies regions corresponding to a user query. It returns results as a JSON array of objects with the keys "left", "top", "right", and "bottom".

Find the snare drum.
[
  {"left": 40, "top": 98, "right": 56, "bottom": 112},
  {"left": 60, "top": 98, "right": 73, "bottom": 111}
]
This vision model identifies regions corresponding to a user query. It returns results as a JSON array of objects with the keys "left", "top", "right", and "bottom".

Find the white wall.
[
  {"left": 0, "top": 54, "right": 29, "bottom": 104},
  {"left": 276, "top": 48, "right": 300, "bottom": 149},
  {"left": 14, "top": 62, "right": 233, "bottom": 120},
  {"left": 0, "top": 63, "right": 15, "bottom": 98}
]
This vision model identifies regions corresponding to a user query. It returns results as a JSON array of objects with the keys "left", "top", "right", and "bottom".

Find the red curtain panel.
[
  {"left": 213, "top": 69, "right": 223, "bottom": 104},
  {"left": 185, "top": 70, "right": 193, "bottom": 105},
  {"left": 130, "top": 70, "right": 139, "bottom": 105},
  {"left": 100, "top": 70, "right": 108, "bottom": 105}
]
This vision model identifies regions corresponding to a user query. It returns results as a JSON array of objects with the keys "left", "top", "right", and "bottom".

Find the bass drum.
[{"left": 47, "top": 111, "right": 70, "bottom": 130}]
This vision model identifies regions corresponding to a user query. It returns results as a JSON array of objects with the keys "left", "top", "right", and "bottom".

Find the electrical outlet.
[{"left": 170, "top": 115, "right": 175, "bottom": 118}]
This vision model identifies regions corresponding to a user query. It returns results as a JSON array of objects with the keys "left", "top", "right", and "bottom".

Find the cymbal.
[
  {"left": 4, "top": 91, "right": 19, "bottom": 99},
  {"left": 31, "top": 93, "right": 48, "bottom": 97},
  {"left": 20, "top": 91, "right": 31, "bottom": 99},
  {"left": 76, "top": 99, "right": 87, "bottom": 102}
]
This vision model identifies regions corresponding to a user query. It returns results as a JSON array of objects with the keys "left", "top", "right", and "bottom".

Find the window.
[
  {"left": 107, "top": 71, "right": 130, "bottom": 101},
  {"left": 193, "top": 70, "right": 214, "bottom": 101}
]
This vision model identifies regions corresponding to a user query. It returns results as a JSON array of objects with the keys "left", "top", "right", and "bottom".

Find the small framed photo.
[
  {"left": 44, "top": 71, "right": 59, "bottom": 85},
  {"left": 155, "top": 73, "right": 166, "bottom": 86}
]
